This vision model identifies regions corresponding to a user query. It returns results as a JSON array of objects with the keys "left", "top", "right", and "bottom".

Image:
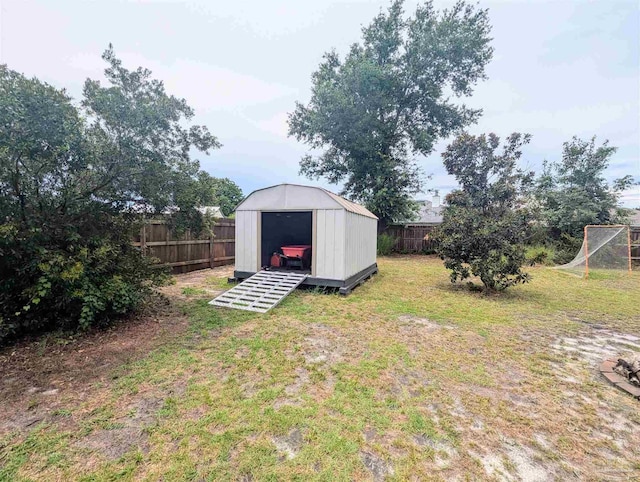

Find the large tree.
[
  {"left": 535, "top": 136, "right": 634, "bottom": 240},
  {"left": 435, "top": 133, "right": 534, "bottom": 291},
  {"left": 289, "top": 0, "right": 493, "bottom": 229},
  {"left": 0, "top": 47, "right": 220, "bottom": 342}
]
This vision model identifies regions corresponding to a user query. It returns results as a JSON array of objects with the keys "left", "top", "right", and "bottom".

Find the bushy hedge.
[{"left": 0, "top": 216, "right": 166, "bottom": 343}]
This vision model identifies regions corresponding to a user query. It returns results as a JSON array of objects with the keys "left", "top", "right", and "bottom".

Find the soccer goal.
[{"left": 556, "top": 225, "right": 632, "bottom": 278}]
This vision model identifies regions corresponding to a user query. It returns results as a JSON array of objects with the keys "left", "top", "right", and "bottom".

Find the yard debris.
[
  {"left": 600, "top": 357, "right": 640, "bottom": 400},
  {"left": 613, "top": 357, "right": 640, "bottom": 387}
]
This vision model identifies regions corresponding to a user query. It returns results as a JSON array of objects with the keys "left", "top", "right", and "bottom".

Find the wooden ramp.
[{"left": 209, "top": 271, "right": 307, "bottom": 313}]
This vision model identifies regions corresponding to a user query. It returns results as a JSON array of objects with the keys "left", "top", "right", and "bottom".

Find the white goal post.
[{"left": 556, "top": 225, "right": 632, "bottom": 278}]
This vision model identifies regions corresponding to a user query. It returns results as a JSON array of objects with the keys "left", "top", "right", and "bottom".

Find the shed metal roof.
[
  {"left": 321, "top": 188, "right": 378, "bottom": 219},
  {"left": 236, "top": 184, "right": 378, "bottom": 219}
]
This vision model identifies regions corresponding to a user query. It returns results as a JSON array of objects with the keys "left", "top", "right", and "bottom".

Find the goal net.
[{"left": 556, "top": 225, "right": 631, "bottom": 278}]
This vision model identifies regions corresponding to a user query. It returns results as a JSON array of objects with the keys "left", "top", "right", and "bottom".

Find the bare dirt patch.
[
  {"left": 552, "top": 329, "right": 640, "bottom": 366},
  {"left": 183, "top": 405, "right": 208, "bottom": 422},
  {"left": 0, "top": 297, "right": 187, "bottom": 436},
  {"left": 301, "top": 323, "right": 345, "bottom": 365},
  {"left": 77, "top": 426, "right": 148, "bottom": 460},
  {"left": 75, "top": 395, "right": 164, "bottom": 461},
  {"left": 470, "top": 442, "right": 553, "bottom": 482},
  {"left": 0, "top": 266, "right": 234, "bottom": 437},
  {"left": 413, "top": 434, "right": 457, "bottom": 469},
  {"left": 127, "top": 396, "right": 164, "bottom": 426},
  {"left": 271, "top": 428, "right": 304, "bottom": 460},
  {"left": 397, "top": 314, "right": 455, "bottom": 331},
  {"left": 159, "top": 265, "right": 233, "bottom": 299},
  {"left": 275, "top": 323, "right": 346, "bottom": 407},
  {"left": 360, "top": 450, "right": 394, "bottom": 481},
  {"left": 284, "top": 367, "right": 310, "bottom": 396}
]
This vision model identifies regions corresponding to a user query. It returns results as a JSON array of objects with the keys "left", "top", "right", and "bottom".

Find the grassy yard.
[{"left": 1, "top": 256, "right": 639, "bottom": 481}]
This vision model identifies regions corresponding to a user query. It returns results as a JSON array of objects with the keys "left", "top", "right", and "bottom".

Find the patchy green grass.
[
  {"left": 180, "top": 286, "right": 207, "bottom": 297},
  {"left": 1, "top": 256, "right": 639, "bottom": 481},
  {"left": 206, "top": 276, "right": 233, "bottom": 289}
]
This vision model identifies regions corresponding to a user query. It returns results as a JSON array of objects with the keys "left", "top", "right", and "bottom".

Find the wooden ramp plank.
[{"left": 209, "top": 271, "right": 308, "bottom": 313}]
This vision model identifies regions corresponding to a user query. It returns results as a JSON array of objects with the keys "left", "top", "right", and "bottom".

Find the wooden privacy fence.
[
  {"left": 133, "top": 219, "right": 235, "bottom": 274},
  {"left": 384, "top": 225, "right": 439, "bottom": 254},
  {"left": 384, "top": 225, "right": 640, "bottom": 261}
]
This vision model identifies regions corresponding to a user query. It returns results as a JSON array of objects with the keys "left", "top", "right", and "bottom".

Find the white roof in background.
[
  {"left": 629, "top": 209, "right": 640, "bottom": 226},
  {"left": 415, "top": 203, "right": 443, "bottom": 224},
  {"left": 394, "top": 200, "right": 443, "bottom": 225},
  {"left": 197, "top": 206, "right": 224, "bottom": 218},
  {"left": 236, "top": 183, "right": 378, "bottom": 219}
]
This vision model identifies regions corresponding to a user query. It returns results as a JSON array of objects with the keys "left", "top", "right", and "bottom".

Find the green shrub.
[
  {"left": 436, "top": 133, "right": 533, "bottom": 291},
  {"left": 0, "top": 217, "right": 167, "bottom": 343},
  {"left": 552, "top": 234, "right": 582, "bottom": 265},
  {"left": 525, "top": 245, "right": 556, "bottom": 266},
  {"left": 377, "top": 233, "right": 397, "bottom": 256}
]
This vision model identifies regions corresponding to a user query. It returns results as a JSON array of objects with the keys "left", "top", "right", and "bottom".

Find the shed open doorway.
[{"left": 261, "top": 211, "right": 313, "bottom": 272}]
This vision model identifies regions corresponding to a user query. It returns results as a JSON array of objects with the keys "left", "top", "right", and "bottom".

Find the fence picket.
[{"left": 135, "top": 218, "right": 236, "bottom": 273}]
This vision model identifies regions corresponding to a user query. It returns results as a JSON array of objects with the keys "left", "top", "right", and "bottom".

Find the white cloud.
[
  {"left": 67, "top": 52, "right": 296, "bottom": 112},
  {"left": 251, "top": 111, "right": 292, "bottom": 140}
]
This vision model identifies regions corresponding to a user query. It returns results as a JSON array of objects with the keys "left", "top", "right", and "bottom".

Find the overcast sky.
[{"left": 1, "top": 0, "right": 638, "bottom": 206}]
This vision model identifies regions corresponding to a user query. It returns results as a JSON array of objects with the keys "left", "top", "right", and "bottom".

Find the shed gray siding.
[
  {"left": 344, "top": 211, "right": 377, "bottom": 279},
  {"left": 235, "top": 210, "right": 259, "bottom": 272},
  {"left": 314, "top": 209, "right": 346, "bottom": 280}
]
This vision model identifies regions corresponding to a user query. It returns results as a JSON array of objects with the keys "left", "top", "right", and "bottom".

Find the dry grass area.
[{"left": 1, "top": 256, "right": 639, "bottom": 481}]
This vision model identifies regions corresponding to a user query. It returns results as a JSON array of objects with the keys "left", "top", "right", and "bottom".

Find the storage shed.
[{"left": 233, "top": 184, "right": 378, "bottom": 294}]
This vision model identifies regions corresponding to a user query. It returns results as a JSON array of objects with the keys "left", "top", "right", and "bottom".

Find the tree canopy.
[
  {"left": 289, "top": 0, "right": 493, "bottom": 228},
  {"left": 534, "top": 136, "right": 634, "bottom": 240},
  {"left": 0, "top": 46, "right": 220, "bottom": 342},
  {"left": 201, "top": 175, "right": 244, "bottom": 217},
  {"left": 436, "top": 133, "right": 534, "bottom": 290}
]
